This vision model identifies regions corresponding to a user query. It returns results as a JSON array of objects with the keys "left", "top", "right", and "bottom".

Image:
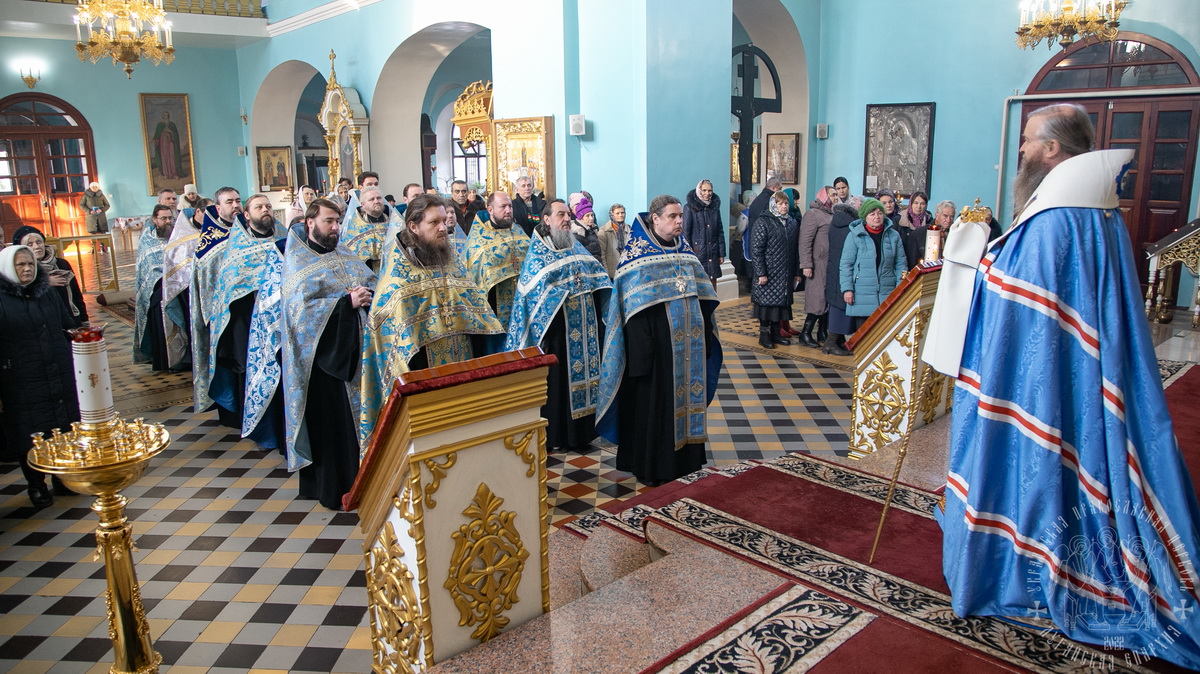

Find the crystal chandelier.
[
  {"left": 73, "top": 0, "right": 175, "bottom": 79},
  {"left": 1016, "top": 0, "right": 1128, "bottom": 50}
]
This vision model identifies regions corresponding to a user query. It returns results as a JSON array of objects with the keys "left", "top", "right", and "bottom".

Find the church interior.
[{"left": 2, "top": 0, "right": 1200, "bottom": 672}]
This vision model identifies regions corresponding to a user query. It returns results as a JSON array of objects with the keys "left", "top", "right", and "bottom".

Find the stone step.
[
  {"left": 428, "top": 527, "right": 784, "bottom": 674},
  {"left": 578, "top": 524, "right": 650, "bottom": 593}
]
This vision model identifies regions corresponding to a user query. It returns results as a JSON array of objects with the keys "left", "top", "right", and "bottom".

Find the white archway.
[
  {"left": 733, "top": 0, "right": 809, "bottom": 202},
  {"left": 370, "top": 21, "right": 489, "bottom": 186},
  {"left": 250, "top": 59, "right": 321, "bottom": 206}
]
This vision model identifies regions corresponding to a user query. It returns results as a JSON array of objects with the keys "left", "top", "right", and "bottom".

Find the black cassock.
[
  {"left": 143, "top": 280, "right": 170, "bottom": 371},
  {"left": 615, "top": 303, "right": 710, "bottom": 483},
  {"left": 213, "top": 292, "right": 283, "bottom": 448},
  {"left": 541, "top": 305, "right": 601, "bottom": 451},
  {"left": 298, "top": 295, "right": 362, "bottom": 510}
]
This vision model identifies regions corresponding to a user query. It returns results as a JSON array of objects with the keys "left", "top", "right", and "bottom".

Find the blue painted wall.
[
  {"left": 421, "top": 32, "right": 492, "bottom": 119},
  {"left": 0, "top": 37, "right": 246, "bottom": 220},
  {"left": 808, "top": 0, "right": 1200, "bottom": 216}
]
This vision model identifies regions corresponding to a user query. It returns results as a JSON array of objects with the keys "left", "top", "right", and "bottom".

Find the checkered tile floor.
[{"left": 0, "top": 295, "right": 853, "bottom": 672}]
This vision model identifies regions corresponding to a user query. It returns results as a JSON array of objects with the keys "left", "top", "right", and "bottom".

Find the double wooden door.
[{"left": 0, "top": 95, "right": 97, "bottom": 241}]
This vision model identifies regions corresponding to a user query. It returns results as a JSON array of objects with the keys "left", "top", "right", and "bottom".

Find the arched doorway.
[
  {"left": 371, "top": 22, "right": 490, "bottom": 188},
  {"left": 250, "top": 60, "right": 322, "bottom": 207},
  {"left": 1023, "top": 33, "right": 1200, "bottom": 291},
  {"left": 0, "top": 93, "right": 98, "bottom": 240}
]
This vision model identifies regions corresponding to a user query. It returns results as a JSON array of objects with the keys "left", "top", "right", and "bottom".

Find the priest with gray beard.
[{"left": 505, "top": 199, "right": 612, "bottom": 451}]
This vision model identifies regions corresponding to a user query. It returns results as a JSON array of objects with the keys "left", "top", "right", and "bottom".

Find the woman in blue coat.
[{"left": 838, "top": 198, "right": 907, "bottom": 337}]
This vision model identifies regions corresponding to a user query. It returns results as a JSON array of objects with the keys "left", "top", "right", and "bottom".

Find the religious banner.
[
  {"left": 863, "top": 102, "right": 935, "bottom": 198},
  {"left": 138, "top": 93, "right": 196, "bottom": 196},
  {"left": 493, "top": 117, "right": 554, "bottom": 199}
]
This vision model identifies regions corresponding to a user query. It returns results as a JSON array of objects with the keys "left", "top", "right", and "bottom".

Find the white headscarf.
[{"left": 0, "top": 245, "right": 36, "bottom": 286}]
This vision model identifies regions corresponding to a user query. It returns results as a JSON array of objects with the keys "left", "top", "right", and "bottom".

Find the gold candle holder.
[{"left": 26, "top": 325, "right": 169, "bottom": 674}]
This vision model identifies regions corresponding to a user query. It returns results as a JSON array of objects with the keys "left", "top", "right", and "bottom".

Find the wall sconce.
[{"left": 20, "top": 66, "right": 41, "bottom": 89}]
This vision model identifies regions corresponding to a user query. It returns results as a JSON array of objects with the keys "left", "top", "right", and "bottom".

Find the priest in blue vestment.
[
  {"left": 926, "top": 103, "right": 1200, "bottom": 669},
  {"left": 191, "top": 188, "right": 242, "bottom": 414},
  {"left": 359, "top": 194, "right": 504, "bottom": 448},
  {"left": 280, "top": 198, "right": 376, "bottom": 509},
  {"left": 341, "top": 186, "right": 402, "bottom": 272},
  {"left": 596, "top": 195, "right": 723, "bottom": 486},
  {"left": 161, "top": 202, "right": 205, "bottom": 371},
  {"left": 465, "top": 191, "right": 530, "bottom": 353},
  {"left": 133, "top": 205, "right": 173, "bottom": 370},
  {"left": 205, "top": 193, "right": 287, "bottom": 448},
  {"left": 505, "top": 198, "right": 611, "bottom": 451}
]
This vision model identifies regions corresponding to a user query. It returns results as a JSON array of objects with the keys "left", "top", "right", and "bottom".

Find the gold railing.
[{"left": 35, "top": 0, "right": 263, "bottom": 19}]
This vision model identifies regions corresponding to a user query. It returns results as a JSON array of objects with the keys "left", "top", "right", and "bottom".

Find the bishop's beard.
[
  {"left": 409, "top": 237, "right": 455, "bottom": 268},
  {"left": 1012, "top": 157, "right": 1053, "bottom": 216}
]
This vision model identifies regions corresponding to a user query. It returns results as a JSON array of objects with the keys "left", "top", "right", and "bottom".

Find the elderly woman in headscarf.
[
  {"left": 285, "top": 185, "right": 318, "bottom": 226},
  {"left": 838, "top": 198, "right": 908, "bottom": 336},
  {"left": 750, "top": 191, "right": 800, "bottom": 349},
  {"left": 0, "top": 245, "right": 81, "bottom": 508},
  {"left": 797, "top": 186, "right": 834, "bottom": 348},
  {"left": 683, "top": 179, "right": 725, "bottom": 284},
  {"left": 80, "top": 181, "right": 109, "bottom": 234},
  {"left": 11, "top": 225, "right": 88, "bottom": 323}
]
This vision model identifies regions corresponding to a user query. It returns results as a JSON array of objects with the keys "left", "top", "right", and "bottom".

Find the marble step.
[
  {"left": 428, "top": 526, "right": 784, "bottom": 674},
  {"left": 578, "top": 524, "right": 650, "bottom": 593}
]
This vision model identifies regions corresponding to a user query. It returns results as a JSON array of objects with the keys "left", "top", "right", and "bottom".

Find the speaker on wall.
[
  {"left": 569, "top": 114, "right": 586, "bottom": 136},
  {"left": 815, "top": 123, "right": 829, "bottom": 140}
]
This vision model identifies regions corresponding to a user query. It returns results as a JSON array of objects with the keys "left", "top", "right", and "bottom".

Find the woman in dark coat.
[
  {"left": 750, "top": 191, "right": 800, "bottom": 349},
  {"left": 12, "top": 225, "right": 89, "bottom": 323},
  {"left": 0, "top": 245, "right": 81, "bottom": 508},
  {"left": 682, "top": 179, "right": 725, "bottom": 284},
  {"left": 822, "top": 197, "right": 862, "bottom": 355}
]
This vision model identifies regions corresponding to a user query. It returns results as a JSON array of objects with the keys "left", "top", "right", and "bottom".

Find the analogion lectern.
[
  {"left": 845, "top": 262, "right": 951, "bottom": 562},
  {"left": 344, "top": 347, "right": 556, "bottom": 673}
]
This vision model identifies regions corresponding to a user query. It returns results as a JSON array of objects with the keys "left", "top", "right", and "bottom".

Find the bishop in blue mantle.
[
  {"left": 505, "top": 198, "right": 611, "bottom": 451},
  {"left": 596, "top": 195, "right": 722, "bottom": 485},
  {"left": 927, "top": 104, "right": 1200, "bottom": 669},
  {"left": 280, "top": 198, "right": 376, "bottom": 509}
]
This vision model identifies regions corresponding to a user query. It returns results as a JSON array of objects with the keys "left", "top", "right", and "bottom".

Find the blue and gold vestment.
[
  {"left": 133, "top": 223, "right": 167, "bottom": 364},
  {"left": 595, "top": 214, "right": 722, "bottom": 450},
  {"left": 358, "top": 241, "right": 504, "bottom": 448},
  {"left": 463, "top": 210, "right": 530, "bottom": 331},
  {"left": 505, "top": 231, "right": 611, "bottom": 419}
]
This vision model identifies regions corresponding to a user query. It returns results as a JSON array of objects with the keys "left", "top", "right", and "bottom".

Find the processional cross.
[{"left": 731, "top": 45, "right": 782, "bottom": 195}]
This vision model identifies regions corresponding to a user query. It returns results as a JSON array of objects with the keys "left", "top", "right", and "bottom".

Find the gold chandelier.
[
  {"left": 73, "top": 0, "right": 175, "bottom": 79},
  {"left": 1016, "top": 0, "right": 1128, "bottom": 50}
]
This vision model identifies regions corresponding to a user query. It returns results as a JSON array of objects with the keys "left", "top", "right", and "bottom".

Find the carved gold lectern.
[
  {"left": 344, "top": 347, "right": 556, "bottom": 673},
  {"left": 845, "top": 263, "right": 950, "bottom": 562}
]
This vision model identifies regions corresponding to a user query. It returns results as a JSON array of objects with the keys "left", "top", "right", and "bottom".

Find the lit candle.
[
  {"left": 165, "top": 24, "right": 172, "bottom": 47},
  {"left": 74, "top": 16, "right": 81, "bottom": 42}
]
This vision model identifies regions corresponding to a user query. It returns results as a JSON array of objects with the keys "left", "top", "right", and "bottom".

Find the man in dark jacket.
[
  {"left": 448, "top": 180, "right": 481, "bottom": 236},
  {"left": 747, "top": 177, "right": 783, "bottom": 228},
  {"left": 512, "top": 176, "right": 546, "bottom": 236}
]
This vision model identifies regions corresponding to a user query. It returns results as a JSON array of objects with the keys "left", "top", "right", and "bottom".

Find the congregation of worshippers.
[{"left": 2, "top": 167, "right": 996, "bottom": 512}]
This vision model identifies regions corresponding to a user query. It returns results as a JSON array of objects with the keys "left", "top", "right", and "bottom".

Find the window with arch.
[
  {"left": 451, "top": 124, "right": 487, "bottom": 189},
  {"left": 1031, "top": 35, "right": 1199, "bottom": 93}
]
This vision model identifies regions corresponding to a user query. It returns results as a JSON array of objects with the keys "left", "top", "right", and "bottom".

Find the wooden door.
[{"left": 0, "top": 94, "right": 97, "bottom": 241}]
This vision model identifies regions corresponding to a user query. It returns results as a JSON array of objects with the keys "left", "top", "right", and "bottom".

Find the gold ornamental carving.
[
  {"left": 422, "top": 453, "right": 457, "bottom": 509},
  {"left": 445, "top": 482, "right": 529, "bottom": 643},
  {"left": 1157, "top": 235, "right": 1200, "bottom": 276},
  {"left": 853, "top": 351, "right": 908, "bottom": 454},
  {"left": 452, "top": 81, "right": 493, "bottom": 121},
  {"left": 919, "top": 364, "right": 945, "bottom": 426},
  {"left": 504, "top": 430, "right": 537, "bottom": 478},
  {"left": 319, "top": 50, "right": 368, "bottom": 190},
  {"left": 366, "top": 521, "right": 422, "bottom": 673}
]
